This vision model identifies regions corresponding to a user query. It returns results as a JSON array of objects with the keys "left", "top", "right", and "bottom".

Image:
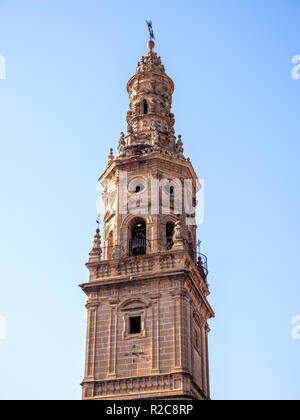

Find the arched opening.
[
  {"left": 166, "top": 223, "right": 175, "bottom": 250},
  {"left": 129, "top": 218, "right": 147, "bottom": 256},
  {"left": 143, "top": 100, "right": 148, "bottom": 115},
  {"left": 107, "top": 231, "right": 114, "bottom": 260}
]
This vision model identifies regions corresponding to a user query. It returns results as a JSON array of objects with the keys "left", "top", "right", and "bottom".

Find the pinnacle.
[{"left": 88, "top": 227, "right": 102, "bottom": 263}]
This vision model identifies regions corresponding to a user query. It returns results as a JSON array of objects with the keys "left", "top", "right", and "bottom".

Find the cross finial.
[{"left": 96, "top": 214, "right": 101, "bottom": 233}]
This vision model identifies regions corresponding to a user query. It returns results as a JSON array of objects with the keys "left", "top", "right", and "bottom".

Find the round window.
[{"left": 128, "top": 178, "right": 147, "bottom": 194}]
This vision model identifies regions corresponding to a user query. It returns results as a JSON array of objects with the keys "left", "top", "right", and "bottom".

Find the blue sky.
[{"left": 0, "top": 0, "right": 299, "bottom": 400}]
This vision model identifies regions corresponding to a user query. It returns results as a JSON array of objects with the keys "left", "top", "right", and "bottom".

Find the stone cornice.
[
  {"left": 127, "top": 71, "right": 174, "bottom": 95},
  {"left": 99, "top": 153, "right": 200, "bottom": 190},
  {"left": 80, "top": 249, "right": 214, "bottom": 319},
  {"left": 81, "top": 371, "right": 208, "bottom": 401},
  {"left": 85, "top": 249, "right": 207, "bottom": 289}
]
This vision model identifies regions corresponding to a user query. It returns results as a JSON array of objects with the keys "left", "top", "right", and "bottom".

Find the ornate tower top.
[{"left": 115, "top": 22, "right": 185, "bottom": 160}]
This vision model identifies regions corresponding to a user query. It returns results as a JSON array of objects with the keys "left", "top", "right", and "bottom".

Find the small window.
[
  {"left": 195, "top": 329, "right": 199, "bottom": 349},
  {"left": 129, "top": 316, "right": 141, "bottom": 335},
  {"left": 163, "top": 185, "right": 175, "bottom": 195},
  {"left": 135, "top": 185, "right": 141, "bottom": 193},
  {"left": 143, "top": 100, "right": 148, "bottom": 115}
]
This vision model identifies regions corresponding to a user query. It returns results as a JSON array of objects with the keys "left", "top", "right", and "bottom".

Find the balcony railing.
[
  {"left": 195, "top": 253, "right": 208, "bottom": 281},
  {"left": 128, "top": 238, "right": 148, "bottom": 256},
  {"left": 100, "top": 237, "right": 209, "bottom": 282},
  {"left": 128, "top": 237, "right": 174, "bottom": 256}
]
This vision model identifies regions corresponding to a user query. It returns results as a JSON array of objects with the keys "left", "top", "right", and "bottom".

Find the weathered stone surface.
[{"left": 81, "top": 40, "right": 214, "bottom": 401}]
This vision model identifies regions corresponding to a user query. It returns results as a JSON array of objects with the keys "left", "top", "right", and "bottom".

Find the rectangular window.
[{"left": 129, "top": 316, "right": 141, "bottom": 335}]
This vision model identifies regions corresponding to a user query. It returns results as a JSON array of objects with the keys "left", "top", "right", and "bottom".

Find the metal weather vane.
[
  {"left": 96, "top": 214, "right": 101, "bottom": 231},
  {"left": 146, "top": 20, "right": 155, "bottom": 41}
]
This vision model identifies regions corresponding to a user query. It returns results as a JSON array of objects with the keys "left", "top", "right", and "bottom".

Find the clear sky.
[{"left": 0, "top": 0, "right": 299, "bottom": 400}]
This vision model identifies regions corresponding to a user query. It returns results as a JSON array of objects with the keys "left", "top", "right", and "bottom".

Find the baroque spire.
[
  {"left": 110, "top": 27, "right": 187, "bottom": 161},
  {"left": 125, "top": 44, "right": 176, "bottom": 154}
]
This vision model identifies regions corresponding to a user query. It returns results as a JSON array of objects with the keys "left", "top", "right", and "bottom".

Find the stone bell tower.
[{"left": 80, "top": 32, "right": 214, "bottom": 400}]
